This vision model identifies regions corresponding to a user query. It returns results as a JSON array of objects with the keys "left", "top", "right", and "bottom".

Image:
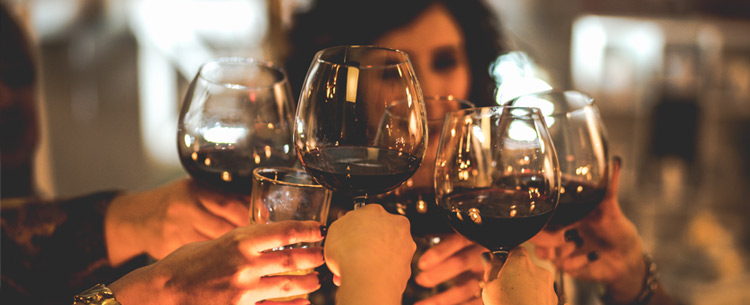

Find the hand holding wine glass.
[
  {"left": 434, "top": 106, "right": 560, "bottom": 261},
  {"left": 294, "top": 45, "right": 427, "bottom": 210},
  {"left": 178, "top": 57, "right": 297, "bottom": 195}
]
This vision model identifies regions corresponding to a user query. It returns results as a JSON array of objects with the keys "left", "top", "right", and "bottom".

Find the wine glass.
[
  {"left": 178, "top": 57, "right": 296, "bottom": 195},
  {"left": 294, "top": 45, "right": 427, "bottom": 210},
  {"left": 434, "top": 106, "right": 560, "bottom": 261},
  {"left": 507, "top": 90, "right": 609, "bottom": 305},
  {"left": 374, "top": 96, "right": 475, "bottom": 301}
]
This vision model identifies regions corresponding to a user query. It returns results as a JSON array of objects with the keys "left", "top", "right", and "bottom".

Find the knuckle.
[
  {"left": 279, "top": 251, "right": 296, "bottom": 269},
  {"left": 279, "top": 277, "right": 294, "bottom": 292}
]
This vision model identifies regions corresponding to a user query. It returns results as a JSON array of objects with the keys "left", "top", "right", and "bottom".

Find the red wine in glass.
[
  {"left": 434, "top": 106, "right": 560, "bottom": 260},
  {"left": 177, "top": 57, "right": 296, "bottom": 195},
  {"left": 544, "top": 174, "right": 607, "bottom": 231},
  {"left": 299, "top": 146, "right": 421, "bottom": 197},
  {"left": 293, "top": 46, "right": 427, "bottom": 209}
]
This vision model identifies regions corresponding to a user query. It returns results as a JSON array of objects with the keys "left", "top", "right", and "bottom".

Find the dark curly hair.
[{"left": 284, "top": 0, "right": 507, "bottom": 107}]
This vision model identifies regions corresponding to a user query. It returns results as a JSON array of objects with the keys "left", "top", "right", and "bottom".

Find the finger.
[
  {"left": 416, "top": 245, "right": 483, "bottom": 287},
  {"left": 558, "top": 252, "right": 590, "bottom": 273},
  {"left": 254, "top": 247, "right": 325, "bottom": 276},
  {"left": 332, "top": 274, "right": 341, "bottom": 287},
  {"left": 419, "top": 233, "right": 474, "bottom": 270},
  {"left": 529, "top": 228, "right": 567, "bottom": 249},
  {"left": 255, "top": 298, "right": 311, "bottom": 305},
  {"left": 252, "top": 273, "right": 321, "bottom": 302},
  {"left": 414, "top": 278, "right": 481, "bottom": 305},
  {"left": 244, "top": 221, "right": 324, "bottom": 253}
]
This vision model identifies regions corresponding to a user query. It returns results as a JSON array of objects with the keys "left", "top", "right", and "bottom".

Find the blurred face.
[
  {"left": 374, "top": 3, "right": 472, "bottom": 192},
  {"left": 374, "top": 3, "right": 471, "bottom": 99}
]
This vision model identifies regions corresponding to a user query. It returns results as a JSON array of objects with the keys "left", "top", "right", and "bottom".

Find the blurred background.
[{"left": 2, "top": 0, "right": 749, "bottom": 303}]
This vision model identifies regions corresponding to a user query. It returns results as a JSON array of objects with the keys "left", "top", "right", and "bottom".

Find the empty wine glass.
[
  {"left": 434, "top": 106, "right": 560, "bottom": 261},
  {"left": 294, "top": 45, "right": 427, "bottom": 210},
  {"left": 507, "top": 90, "right": 609, "bottom": 305},
  {"left": 178, "top": 57, "right": 296, "bottom": 195}
]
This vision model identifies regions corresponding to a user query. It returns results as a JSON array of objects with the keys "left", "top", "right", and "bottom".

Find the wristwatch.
[{"left": 73, "top": 283, "right": 122, "bottom": 305}]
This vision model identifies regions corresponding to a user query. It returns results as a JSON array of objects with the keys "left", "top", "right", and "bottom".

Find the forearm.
[{"left": 105, "top": 192, "right": 146, "bottom": 266}]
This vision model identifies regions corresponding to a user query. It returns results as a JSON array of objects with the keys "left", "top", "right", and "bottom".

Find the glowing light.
[
  {"left": 510, "top": 96, "right": 556, "bottom": 127},
  {"left": 222, "top": 171, "right": 232, "bottom": 182},
  {"left": 203, "top": 126, "right": 247, "bottom": 144},
  {"left": 508, "top": 121, "right": 538, "bottom": 141}
]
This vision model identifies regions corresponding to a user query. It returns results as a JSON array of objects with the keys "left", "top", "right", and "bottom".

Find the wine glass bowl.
[
  {"left": 434, "top": 106, "right": 560, "bottom": 256},
  {"left": 178, "top": 57, "right": 296, "bottom": 194},
  {"left": 507, "top": 90, "right": 609, "bottom": 231},
  {"left": 294, "top": 45, "right": 427, "bottom": 209}
]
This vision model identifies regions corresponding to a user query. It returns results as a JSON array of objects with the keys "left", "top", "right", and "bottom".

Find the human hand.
[
  {"left": 109, "top": 220, "right": 324, "bottom": 305},
  {"left": 530, "top": 157, "right": 647, "bottom": 303},
  {"left": 481, "top": 247, "right": 555, "bottom": 305},
  {"left": 324, "top": 204, "right": 415, "bottom": 305},
  {"left": 414, "top": 233, "right": 484, "bottom": 305},
  {"left": 105, "top": 178, "right": 250, "bottom": 265}
]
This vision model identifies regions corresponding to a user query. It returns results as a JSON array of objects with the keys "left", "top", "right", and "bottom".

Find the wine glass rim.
[
  {"left": 253, "top": 167, "right": 326, "bottom": 188},
  {"left": 387, "top": 95, "right": 475, "bottom": 123},
  {"left": 506, "top": 89, "right": 597, "bottom": 117},
  {"left": 445, "top": 105, "right": 544, "bottom": 120},
  {"left": 198, "top": 57, "right": 289, "bottom": 90},
  {"left": 314, "top": 45, "right": 412, "bottom": 68}
]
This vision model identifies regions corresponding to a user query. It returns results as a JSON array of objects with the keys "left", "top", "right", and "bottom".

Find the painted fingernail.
[
  {"left": 587, "top": 251, "right": 599, "bottom": 261},
  {"left": 319, "top": 225, "right": 328, "bottom": 237},
  {"left": 613, "top": 155, "right": 622, "bottom": 168},
  {"left": 564, "top": 229, "right": 583, "bottom": 248},
  {"left": 481, "top": 252, "right": 492, "bottom": 265}
]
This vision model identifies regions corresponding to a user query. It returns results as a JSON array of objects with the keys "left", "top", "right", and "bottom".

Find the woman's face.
[
  {"left": 374, "top": 3, "right": 472, "bottom": 191},
  {"left": 374, "top": 3, "right": 471, "bottom": 100}
]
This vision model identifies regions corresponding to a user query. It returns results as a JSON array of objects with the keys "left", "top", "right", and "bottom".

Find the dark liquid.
[
  {"left": 299, "top": 146, "right": 421, "bottom": 196},
  {"left": 545, "top": 176, "right": 607, "bottom": 231},
  {"left": 374, "top": 190, "right": 454, "bottom": 237},
  {"left": 179, "top": 146, "right": 293, "bottom": 194},
  {"left": 439, "top": 187, "right": 556, "bottom": 252}
]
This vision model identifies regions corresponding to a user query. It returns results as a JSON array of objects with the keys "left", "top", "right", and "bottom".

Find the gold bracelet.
[{"left": 73, "top": 283, "right": 122, "bottom": 305}]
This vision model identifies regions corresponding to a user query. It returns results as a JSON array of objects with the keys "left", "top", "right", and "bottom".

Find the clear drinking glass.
[
  {"left": 250, "top": 167, "right": 333, "bottom": 302},
  {"left": 178, "top": 57, "right": 296, "bottom": 195},
  {"left": 293, "top": 45, "right": 427, "bottom": 210}
]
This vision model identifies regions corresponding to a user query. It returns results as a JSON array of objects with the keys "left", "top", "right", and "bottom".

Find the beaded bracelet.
[{"left": 601, "top": 253, "right": 659, "bottom": 305}]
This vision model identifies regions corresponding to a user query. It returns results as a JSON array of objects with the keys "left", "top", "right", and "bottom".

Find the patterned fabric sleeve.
[{"left": 1, "top": 191, "right": 150, "bottom": 305}]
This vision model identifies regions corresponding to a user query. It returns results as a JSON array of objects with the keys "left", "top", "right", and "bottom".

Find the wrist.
[
  {"left": 109, "top": 264, "right": 171, "bottom": 305},
  {"left": 601, "top": 254, "right": 659, "bottom": 305}
]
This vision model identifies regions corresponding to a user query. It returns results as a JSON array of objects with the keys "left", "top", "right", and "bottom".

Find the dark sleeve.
[{"left": 1, "top": 191, "right": 150, "bottom": 305}]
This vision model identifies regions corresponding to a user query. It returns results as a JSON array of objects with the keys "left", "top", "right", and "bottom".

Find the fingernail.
[
  {"left": 481, "top": 252, "right": 492, "bottom": 265},
  {"left": 564, "top": 229, "right": 583, "bottom": 248},
  {"left": 613, "top": 156, "right": 622, "bottom": 168},
  {"left": 319, "top": 225, "right": 328, "bottom": 237},
  {"left": 587, "top": 251, "right": 599, "bottom": 261}
]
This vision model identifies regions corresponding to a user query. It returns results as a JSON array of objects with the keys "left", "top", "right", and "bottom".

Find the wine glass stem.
[
  {"left": 485, "top": 250, "right": 509, "bottom": 282},
  {"left": 556, "top": 247, "right": 567, "bottom": 305},
  {"left": 353, "top": 194, "right": 367, "bottom": 210}
]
